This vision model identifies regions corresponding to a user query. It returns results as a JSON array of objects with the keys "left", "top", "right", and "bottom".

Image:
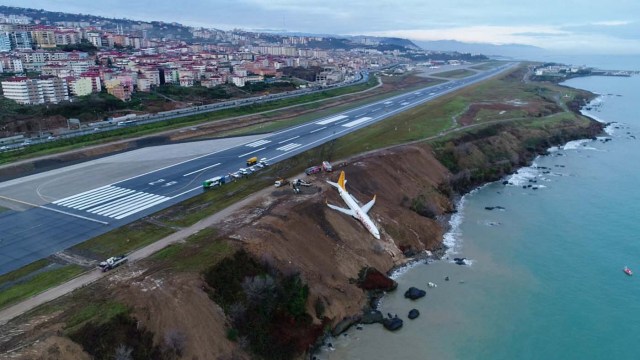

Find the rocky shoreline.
[{"left": 313, "top": 111, "right": 605, "bottom": 355}]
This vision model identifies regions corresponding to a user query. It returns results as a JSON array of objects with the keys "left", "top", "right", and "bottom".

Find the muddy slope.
[{"left": 2, "top": 117, "right": 604, "bottom": 359}]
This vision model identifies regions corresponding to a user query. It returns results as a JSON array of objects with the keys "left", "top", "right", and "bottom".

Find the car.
[
  {"left": 305, "top": 166, "right": 322, "bottom": 175},
  {"left": 0, "top": 146, "right": 7, "bottom": 151}
]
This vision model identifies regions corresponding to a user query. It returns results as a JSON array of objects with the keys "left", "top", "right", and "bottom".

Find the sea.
[{"left": 319, "top": 56, "right": 640, "bottom": 360}]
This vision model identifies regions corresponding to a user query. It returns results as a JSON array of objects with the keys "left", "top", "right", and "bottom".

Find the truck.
[
  {"left": 322, "top": 161, "right": 333, "bottom": 172},
  {"left": 246, "top": 157, "right": 258, "bottom": 166},
  {"left": 99, "top": 255, "right": 128, "bottom": 272},
  {"left": 275, "top": 178, "right": 290, "bottom": 187},
  {"left": 202, "top": 175, "right": 227, "bottom": 189}
]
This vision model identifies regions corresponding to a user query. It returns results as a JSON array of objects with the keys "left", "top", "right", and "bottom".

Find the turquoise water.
[{"left": 323, "top": 70, "right": 640, "bottom": 359}]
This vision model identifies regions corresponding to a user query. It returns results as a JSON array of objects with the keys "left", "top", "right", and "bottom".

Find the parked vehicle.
[
  {"left": 202, "top": 175, "right": 227, "bottom": 189},
  {"left": 274, "top": 178, "right": 289, "bottom": 187},
  {"left": 305, "top": 166, "right": 322, "bottom": 175},
  {"left": 246, "top": 156, "right": 258, "bottom": 166},
  {"left": 322, "top": 161, "right": 333, "bottom": 172},
  {"left": 98, "top": 255, "right": 128, "bottom": 272}
]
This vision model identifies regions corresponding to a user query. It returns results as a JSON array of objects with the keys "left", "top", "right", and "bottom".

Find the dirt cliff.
[{"left": 2, "top": 116, "right": 603, "bottom": 360}]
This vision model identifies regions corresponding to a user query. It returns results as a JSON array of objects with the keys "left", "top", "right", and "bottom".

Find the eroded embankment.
[{"left": 1, "top": 116, "right": 604, "bottom": 360}]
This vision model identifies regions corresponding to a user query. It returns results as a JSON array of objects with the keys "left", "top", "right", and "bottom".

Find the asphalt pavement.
[{"left": 0, "top": 63, "right": 514, "bottom": 275}]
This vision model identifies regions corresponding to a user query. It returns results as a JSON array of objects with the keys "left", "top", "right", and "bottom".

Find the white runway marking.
[
  {"left": 342, "top": 117, "right": 372, "bottom": 128},
  {"left": 310, "top": 126, "right": 326, "bottom": 133},
  {"left": 183, "top": 162, "right": 221, "bottom": 177},
  {"left": 278, "top": 135, "right": 300, "bottom": 144},
  {"left": 315, "top": 115, "right": 347, "bottom": 125},
  {"left": 276, "top": 143, "right": 302, "bottom": 151},
  {"left": 238, "top": 147, "right": 266, "bottom": 158},
  {"left": 52, "top": 185, "right": 170, "bottom": 219},
  {"left": 245, "top": 139, "right": 271, "bottom": 147}
]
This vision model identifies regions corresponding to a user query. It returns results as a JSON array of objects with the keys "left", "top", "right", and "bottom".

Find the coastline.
[{"left": 316, "top": 86, "right": 609, "bottom": 358}]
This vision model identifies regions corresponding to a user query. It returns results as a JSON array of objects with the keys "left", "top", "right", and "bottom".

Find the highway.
[{"left": 0, "top": 63, "right": 514, "bottom": 275}]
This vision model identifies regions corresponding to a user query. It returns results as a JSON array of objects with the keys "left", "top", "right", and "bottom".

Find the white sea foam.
[
  {"left": 604, "top": 123, "right": 619, "bottom": 135},
  {"left": 441, "top": 195, "right": 468, "bottom": 257},
  {"left": 389, "top": 259, "right": 423, "bottom": 280},
  {"left": 506, "top": 166, "right": 540, "bottom": 186},
  {"left": 562, "top": 139, "right": 593, "bottom": 150}
]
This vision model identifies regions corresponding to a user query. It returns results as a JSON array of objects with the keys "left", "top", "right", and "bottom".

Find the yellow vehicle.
[{"left": 246, "top": 157, "right": 258, "bottom": 166}]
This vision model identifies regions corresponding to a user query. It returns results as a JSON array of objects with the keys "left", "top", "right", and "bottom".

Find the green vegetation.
[
  {"left": 203, "top": 250, "right": 320, "bottom": 360},
  {"left": 71, "top": 222, "right": 175, "bottom": 259},
  {"left": 470, "top": 61, "right": 503, "bottom": 71},
  {"left": 64, "top": 300, "right": 130, "bottom": 333},
  {"left": 69, "top": 313, "right": 163, "bottom": 360},
  {"left": 0, "top": 264, "right": 85, "bottom": 309},
  {"left": 151, "top": 228, "right": 234, "bottom": 272},
  {"left": 434, "top": 69, "right": 477, "bottom": 79},
  {"left": 0, "top": 259, "right": 50, "bottom": 287},
  {"left": 155, "top": 83, "right": 232, "bottom": 101}
]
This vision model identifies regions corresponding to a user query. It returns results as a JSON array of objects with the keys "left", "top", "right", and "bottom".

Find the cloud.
[
  {"left": 367, "top": 25, "right": 640, "bottom": 54},
  {"left": 591, "top": 20, "right": 632, "bottom": 26}
]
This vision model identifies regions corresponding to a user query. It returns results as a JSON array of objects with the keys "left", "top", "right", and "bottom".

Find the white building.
[
  {"left": 0, "top": 33, "right": 11, "bottom": 52},
  {"left": 69, "top": 77, "right": 93, "bottom": 96},
  {"left": 1, "top": 76, "right": 69, "bottom": 105},
  {"left": 230, "top": 75, "right": 246, "bottom": 87}
]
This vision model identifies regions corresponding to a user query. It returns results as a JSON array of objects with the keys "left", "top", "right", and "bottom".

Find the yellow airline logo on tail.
[{"left": 337, "top": 170, "right": 346, "bottom": 191}]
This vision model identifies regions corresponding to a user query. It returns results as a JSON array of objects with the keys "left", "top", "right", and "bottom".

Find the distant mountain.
[
  {"left": 415, "top": 40, "right": 548, "bottom": 60},
  {"left": 350, "top": 36, "right": 420, "bottom": 50}
]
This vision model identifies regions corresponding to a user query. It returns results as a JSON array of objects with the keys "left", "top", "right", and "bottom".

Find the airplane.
[{"left": 326, "top": 171, "right": 380, "bottom": 239}]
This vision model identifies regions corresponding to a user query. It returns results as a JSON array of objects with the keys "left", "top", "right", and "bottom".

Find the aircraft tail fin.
[
  {"left": 326, "top": 171, "right": 347, "bottom": 191},
  {"left": 337, "top": 171, "right": 346, "bottom": 191}
]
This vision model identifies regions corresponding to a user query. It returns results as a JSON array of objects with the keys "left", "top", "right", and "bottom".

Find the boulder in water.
[
  {"left": 408, "top": 309, "right": 420, "bottom": 319},
  {"left": 361, "top": 310, "right": 383, "bottom": 324},
  {"left": 404, "top": 287, "right": 426, "bottom": 300},
  {"left": 382, "top": 316, "right": 403, "bottom": 331}
]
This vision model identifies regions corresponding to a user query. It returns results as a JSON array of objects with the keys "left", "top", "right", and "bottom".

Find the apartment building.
[
  {"left": 31, "top": 28, "right": 56, "bottom": 49},
  {"left": 1, "top": 76, "right": 69, "bottom": 104},
  {"left": 0, "top": 33, "right": 10, "bottom": 52},
  {"left": 69, "top": 77, "right": 93, "bottom": 96}
]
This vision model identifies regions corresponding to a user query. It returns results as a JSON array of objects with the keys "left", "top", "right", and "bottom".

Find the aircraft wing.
[
  {"left": 327, "top": 203, "right": 355, "bottom": 216},
  {"left": 361, "top": 195, "right": 376, "bottom": 214}
]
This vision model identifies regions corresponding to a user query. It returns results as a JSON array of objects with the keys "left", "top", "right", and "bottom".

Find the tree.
[
  {"left": 163, "top": 329, "right": 187, "bottom": 358},
  {"left": 114, "top": 344, "right": 133, "bottom": 360}
]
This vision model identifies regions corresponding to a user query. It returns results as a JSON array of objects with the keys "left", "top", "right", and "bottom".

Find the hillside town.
[{"left": 0, "top": 8, "right": 421, "bottom": 105}]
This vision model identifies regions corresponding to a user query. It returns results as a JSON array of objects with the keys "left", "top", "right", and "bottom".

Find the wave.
[
  {"left": 442, "top": 195, "right": 467, "bottom": 255},
  {"left": 506, "top": 165, "right": 541, "bottom": 186},
  {"left": 562, "top": 139, "right": 598, "bottom": 151}
]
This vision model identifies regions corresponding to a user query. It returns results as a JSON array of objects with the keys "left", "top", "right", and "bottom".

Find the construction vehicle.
[
  {"left": 246, "top": 157, "right": 258, "bottom": 166},
  {"left": 99, "top": 255, "right": 128, "bottom": 272},
  {"left": 292, "top": 179, "right": 312, "bottom": 187},
  {"left": 203, "top": 175, "right": 228, "bottom": 189},
  {"left": 322, "top": 161, "right": 333, "bottom": 172},
  {"left": 275, "top": 178, "right": 290, "bottom": 187}
]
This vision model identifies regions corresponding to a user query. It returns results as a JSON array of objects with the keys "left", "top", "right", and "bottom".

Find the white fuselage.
[{"left": 336, "top": 186, "right": 380, "bottom": 239}]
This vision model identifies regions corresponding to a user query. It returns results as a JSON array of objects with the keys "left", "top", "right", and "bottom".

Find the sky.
[{"left": 2, "top": 0, "right": 640, "bottom": 54}]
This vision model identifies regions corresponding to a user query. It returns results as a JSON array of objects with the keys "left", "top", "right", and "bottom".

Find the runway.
[{"left": 0, "top": 63, "right": 514, "bottom": 275}]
